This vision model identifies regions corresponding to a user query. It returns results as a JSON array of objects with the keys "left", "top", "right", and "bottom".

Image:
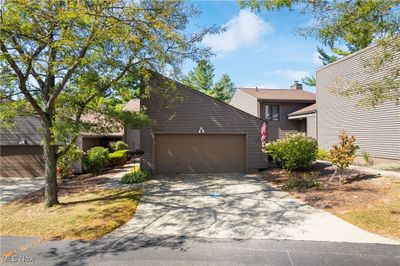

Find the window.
[{"left": 265, "top": 105, "right": 280, "bottom": 121}]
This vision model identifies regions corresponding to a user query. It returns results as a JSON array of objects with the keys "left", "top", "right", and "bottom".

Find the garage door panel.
[
  {"left": 0, "top": 146, "right": 44, "bottom": 177},
  {"left": 155, "top": 134, "right": 246, "bottom": 174}
]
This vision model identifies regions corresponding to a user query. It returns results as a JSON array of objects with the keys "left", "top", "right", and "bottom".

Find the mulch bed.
[{"left": 260, "top": 162, "right": 393, "bottom": 211}]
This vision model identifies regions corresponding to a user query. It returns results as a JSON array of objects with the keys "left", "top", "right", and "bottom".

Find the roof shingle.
[
  {"left": 239, "top": 88, "right": 315, "bottom": 101},
  {"left": 288, "top": 103, "right": 317, "bottom": 117}
]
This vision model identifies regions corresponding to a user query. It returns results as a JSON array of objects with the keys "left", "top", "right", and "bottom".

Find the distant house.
[
  {"left": 316, "top": 44, "right": 400, "bottom": 163},
  {"left": 124, "top": 73, "right": 268, "bottom": 174},
  {"left": 229, "top": 82, "right": 316, "bottom": 141},
  {"left": 0, "top": 114, "right": 123, "bottom": 177}
]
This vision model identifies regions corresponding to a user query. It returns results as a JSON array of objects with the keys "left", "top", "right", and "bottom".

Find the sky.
[{"left": 183, "top": 1, "right": 324, "bottom": 93}]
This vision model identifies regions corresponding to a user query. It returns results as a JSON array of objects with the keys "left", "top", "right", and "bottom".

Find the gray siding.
[
  {"left": 229, "top": 89, "right": 259, "bottom": 117},
  {"left": 125, "top": 128, "right": 141, "bottom": 150},
  {"left": 317, "top": 45, "right": 400, "bottom": 160},
  {"left": 260, "top": 102, "right": 312, "bottom": 141},
  {"left": 306, "top": 115, "right": 316, "bottom": 139},
  {"left": 140, "top": 75, "right": 268, "bottom": 172}
]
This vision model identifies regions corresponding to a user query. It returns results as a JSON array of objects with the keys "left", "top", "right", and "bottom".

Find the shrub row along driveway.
[{"left": 111, "top": 173, "right": 398, "bottom": 244}]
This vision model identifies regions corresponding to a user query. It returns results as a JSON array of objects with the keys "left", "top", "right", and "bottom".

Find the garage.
[
  {"left": 0, "top": 145, "right": 44, "bottom": 177},
  {"left": 155, "top": 134, "right": 246, "bottom": 174}
]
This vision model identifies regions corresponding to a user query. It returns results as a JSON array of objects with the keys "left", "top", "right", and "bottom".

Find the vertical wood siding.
[
  {"left": 306, "top": 115, "right": 316, "bottom": 139},
  {"left": 140, "top": 75, "right": 268, "bottom": 172},
  {"left": 316, "top": 46, "right": 400, "bottom": 160},
  {"left": 229, "top": 89, "right": 259, "bottom": 117},
  {"left": 125, "top": 128, "right": 141, "bottom": 150}
]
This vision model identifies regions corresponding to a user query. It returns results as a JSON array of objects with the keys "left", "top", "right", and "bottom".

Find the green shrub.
[
  {"left": 317, "top": 149, "right": 330, "bottom": 161},
  {"left": 121, "top": 166, "right": 151, "bottom": 184},
  {"left": 111, "top": 141, "right": 128, "bottom": 151},
  {"left": 83, "top": 146, "right": 109, "bottom": 174},
  {"left": 57, "top": 145, "right": 83, "bottom": 178},
  {"left": 265, "top": 133, "right": 318, "bottom": 171},
  {"left": 283, "top": 171, "right": 322, "bottom": 190},
  {"left": 363, "top": 151, "right": 374, "bottom": 166},
  {"left": 132, "top": 149, "right": 144, "bottom": 157},
  {"left": 109, "top": 149, "right": 128, "bottom": 166}
]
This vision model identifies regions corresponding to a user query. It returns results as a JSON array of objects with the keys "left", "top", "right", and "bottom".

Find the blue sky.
[{"left": 183, "top": 1, "right": 324, "bottom": 93}]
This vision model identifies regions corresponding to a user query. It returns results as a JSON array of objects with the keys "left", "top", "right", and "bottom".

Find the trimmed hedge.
[{"left": 109, "top": 149, "right": 129, "bottom": 166}]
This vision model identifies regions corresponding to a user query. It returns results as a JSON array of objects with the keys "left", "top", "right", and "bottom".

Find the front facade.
[
  {"left": 316, "top": 45, "right": 400, "bottom": 161},
  {"left": 230, "top": 83, "right": 316, "bottom": 141},
  {"left": 0, "top": 115, "right": 123, "bottom": 177},
  {"left": 128, "top": 74, "right": 268, "bottom": 174}
]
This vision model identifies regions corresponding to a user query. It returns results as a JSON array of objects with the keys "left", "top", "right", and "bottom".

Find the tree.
[
  {"left": 183, "top": 60, "right": 236, "bottom": 102},
  {"left": 329, "top": 132, "right": 359, "bottom": 184},
  {"left": 210, "top": 74, "right": 235, "bottom": 103},
  {"left": 302, "top": 47, "right": 348, "bottom": 86},
  {"left": 239, "top": 0, "right": 400, "bottom": 106},
  {"left": 182, "top": 60, "right": 215, "bottom": 92},
  {"left": 0, "top": 0, "right": 210, "bottom": 206}
]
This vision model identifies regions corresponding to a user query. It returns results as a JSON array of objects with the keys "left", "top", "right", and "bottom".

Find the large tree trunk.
[{"left": 42, "top": 116, "right": 59, "bottom": 207}]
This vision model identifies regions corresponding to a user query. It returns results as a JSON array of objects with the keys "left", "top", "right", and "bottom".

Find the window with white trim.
[{"left": 265, "top": 105, "right": 280, "bottom": 121}]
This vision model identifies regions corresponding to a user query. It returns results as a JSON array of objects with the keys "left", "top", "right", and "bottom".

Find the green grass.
[{"left": 108, "top": 149, "right": 128, "bottom": 159}]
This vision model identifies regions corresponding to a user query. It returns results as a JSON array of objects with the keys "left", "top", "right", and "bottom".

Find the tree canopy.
[
  {"left": 182, "top": 60, "right": 235, "bottom": 102},
  {"left": 240, "top": 0, "right": 400, "bottom": 107},
  {"left": 0, "top": 0, "right": 211, "bottom": 206}
]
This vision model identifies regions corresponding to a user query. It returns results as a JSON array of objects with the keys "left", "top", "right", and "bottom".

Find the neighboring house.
[
  {"left": 124, "top": 73, "right": 268, "bottom": 174},
  {"left": 229, "top": 82, "right": 316, "bottom": 141},
  {"left": 123, "top": 99, "right": 141, "bottom": 151},
  {"left": 0, "top": 115, "right": 123, "bottom": 177},
  {"left": 316, "top": 44, "right": 400, "bottom": 163}
]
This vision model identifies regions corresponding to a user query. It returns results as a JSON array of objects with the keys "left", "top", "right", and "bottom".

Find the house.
[
  {"left": 124, "top": 73, "right": 268, "bottom": 174},
  {"left": 0, "top": 115, "right": 123, "bottom": 177},
  {"left": 229, "top": 82, "right": 316, "bottom": 141},
  {"left": 316, "top": 44, "right": 400, "bottom": 163}
]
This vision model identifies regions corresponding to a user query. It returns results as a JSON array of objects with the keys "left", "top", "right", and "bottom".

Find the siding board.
[
  {"left": 229, "top": 89, "right": 259, "bottom": 117},
  {"left": 317, "top": 45, "right": 400, "bottom": 160},
  {"left": 140, "top": 75, "right": 268, "bottom": 172}
]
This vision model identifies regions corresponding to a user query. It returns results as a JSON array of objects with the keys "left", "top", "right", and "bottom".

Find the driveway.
[
  {"left": 111, "top": 173, "right": 398, "bottom": 244},
  {"left": 0, "top": 177, "right": 45, "bottom": 205}
]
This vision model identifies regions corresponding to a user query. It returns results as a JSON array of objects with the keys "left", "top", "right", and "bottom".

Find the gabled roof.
[
  {"left": 147, "top": 72, "right": 265, "bottom": 122},
  {"left": 238, "top": 88, "right": 316, "bottom": 102},
  {"left": 0, "top": 116, "right": 43, "bottom": 145},
  {"left": 288, "top": 103, "right": 317, "bottom": 117},
  {"left": 123, "top": 99, "right": 140, "bottom": 112}
]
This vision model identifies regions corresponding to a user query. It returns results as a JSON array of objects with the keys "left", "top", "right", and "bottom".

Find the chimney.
[{"left": 290, "top": 81, "right": 303, "bottom": 90}]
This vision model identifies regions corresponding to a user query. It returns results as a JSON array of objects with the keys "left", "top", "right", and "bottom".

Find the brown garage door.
[
  {"left": 0, "top": 145, "right": 44, "bottom": 177},
  {"left": 155, "top": 134, "right": 246, "bottom": 174}
]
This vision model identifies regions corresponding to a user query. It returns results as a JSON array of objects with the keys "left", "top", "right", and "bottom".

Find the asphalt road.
[{"left": 1, "top": 235, "right": 399, "bottom": 266}]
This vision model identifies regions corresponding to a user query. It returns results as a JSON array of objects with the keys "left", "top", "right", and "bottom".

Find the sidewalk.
[{"left": 316, "top": 160, "right": 400, "bottom": 178}]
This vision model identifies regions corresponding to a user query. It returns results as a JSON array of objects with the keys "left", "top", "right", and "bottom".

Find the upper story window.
[{"left": 265, "top": 105, "right": 280, "bottom": 121}]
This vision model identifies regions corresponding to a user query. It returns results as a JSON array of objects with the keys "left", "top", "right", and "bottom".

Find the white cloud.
[
  {"left": 202, "top": 10, "right": 273, "bottom": 53},
  {"left": 312, "top": 52, "right": 322, "bottom": 64},
  {"left": 267, "top": 69, "right": 310, "bottom": 81}
]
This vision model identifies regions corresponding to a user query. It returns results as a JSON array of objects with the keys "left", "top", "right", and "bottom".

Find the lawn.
[
  {"left": 263, "top": 163, "right": 400, "bottom": 240},
  {"left": 0, "top": 188, "right": 140, "bottom": 240}
]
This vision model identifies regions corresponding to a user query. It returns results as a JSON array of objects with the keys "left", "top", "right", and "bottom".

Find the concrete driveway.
[
  {"left": 0, "top": 177, "right": 45, "bottom": 205},
  {"left": 112, "top": 173, "right": 398, "bottom": 244}
]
